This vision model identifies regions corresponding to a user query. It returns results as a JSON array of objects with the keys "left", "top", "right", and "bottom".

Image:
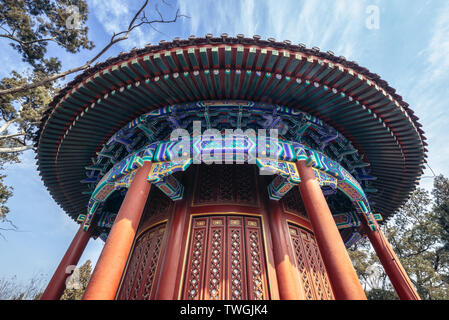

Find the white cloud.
[
  {"left": 402, "top": 2, "right": 449, "bottom": 190},
  {"left": 263, "top": 0, "right": 366, "bottom": 58},
  {"left": 90, "top": 0, "right": 129, "bottom": 34},
  {"left": 176, "top": 0, "right": 366, "bottom": 59},
  {"left": 177, "top": 0, "right": 198, "bottom": 36},
  {"left": 89, "top": 0, "right": 161, "bottom": 50},
  {"left": 239, "top": 0, "right": 258, "bottom": 37},
  {"left": 177, "top": 0, "right": 262, "bottom": 39},
  {"left": 425, "top": 4, "right": 449, "bottom": 80}
]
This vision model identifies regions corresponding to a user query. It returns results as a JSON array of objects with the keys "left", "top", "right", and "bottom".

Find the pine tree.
[
  {"left": 0, "top": 0, "right": 93, "bottom": 224},
  {"left": 0, "top": 0, "right": 183, "bottom": 228}
]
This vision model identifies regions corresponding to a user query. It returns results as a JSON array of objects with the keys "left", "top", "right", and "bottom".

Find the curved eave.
[{"left": 35, "top": 36, "right": 426, "bottom": 220}]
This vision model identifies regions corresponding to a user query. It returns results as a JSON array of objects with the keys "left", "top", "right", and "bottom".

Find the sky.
[{"left": 1, "top": 0, "right": 449, "bottom": 287}]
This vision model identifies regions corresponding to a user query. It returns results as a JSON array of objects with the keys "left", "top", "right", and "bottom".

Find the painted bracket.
[
  {"left": 256, "top": 158, "right": 300, "bottom": 200},
  {"left": 295, "top": 146, "right": 380, "bottom": 231},
  {"left": 147, "top": 159, "right": 192, "bottom": 200}
]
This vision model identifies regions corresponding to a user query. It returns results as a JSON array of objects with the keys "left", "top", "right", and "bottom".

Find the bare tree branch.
[
  {"left": 0, "top": 132, "right": 26, "bottom": 140},
  {"left": 0, "top": 34, "right": 60, "bottom": 46},
  {"left": 0, "top": 145, "right": 33, "bottom": 153},
  {"left": 0, "top": 120, "right": 15, "bottom": 135},
  {"left": 0, "top": 0, "right": 185, "bottom": 97}
]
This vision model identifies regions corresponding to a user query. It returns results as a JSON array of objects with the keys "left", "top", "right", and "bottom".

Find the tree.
[
  {"left": 60, "top": 259, "right": 92, "bottom": 300},
  {"left": 0, "top": 274, "right": 46, "bottom": 300},
  {"left": 0, "top": 260, "right": 92, "bottom": 300},
  {"left": 0, "top": 0, "right": 185, "bottom": 97},
  {"left": 0, "top": 0, "right": 184, "bottom": 229},
  {"left": 350, "top": 179, "right": 449, "bottom": 300},
  {"left": 0, "top": 0, "right": 93, "bottom": 153},
  {"left": 0, "top": 0, "right": 93, "bottom": 227},
  {"left": 433, "top": 175, "right": 449, "bottom": 250},
  {"left": 349, "top": 239, "right": 398, "bottom": 299},
  {"left": 0, "top": 170, "right": 13, "bottom": 226}
]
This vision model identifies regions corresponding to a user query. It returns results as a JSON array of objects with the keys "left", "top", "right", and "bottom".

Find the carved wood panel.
[
  {"left": 281, "top": 189, "right": 308, "bottom": 219},
  {"left": 193, "top": 165, "right": 259, "bottom": 207},
  {"left": 244, "top": 217, "right": 269, "bottom": 300},
  {"left": 117, "top": 223, "right": 166, "bottom": 300},
  {"left": 141, "top": 186, "right": 174, "bottom": 225},
  {"left": 288, "top": 224, "right": 334, "bottom": 300},
  {"left": 182, "top": 215, "right": 270, "bottom": 300}
]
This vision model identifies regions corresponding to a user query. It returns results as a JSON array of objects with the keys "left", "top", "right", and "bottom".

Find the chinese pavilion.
[{"left": 38, "top": 35, "right": 426, "bottom": 300}]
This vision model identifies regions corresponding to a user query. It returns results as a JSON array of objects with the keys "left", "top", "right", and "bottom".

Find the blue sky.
[{"left": 1, "top": 0, "right": 448, "bottom": 285}]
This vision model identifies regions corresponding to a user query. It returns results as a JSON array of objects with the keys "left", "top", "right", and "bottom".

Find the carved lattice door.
[
  {"left": 288, "top": 224, "right": 334, "bottom": 300},
  {"left": 117, "top": 223, "right": 166, "bottom": 300},
  {"left": 182, "top": 215, "right": 270, "bottom": 300}
]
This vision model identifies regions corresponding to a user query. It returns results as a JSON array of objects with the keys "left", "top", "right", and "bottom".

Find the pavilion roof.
[{"left": 35, "top": 35, "right": 427, "bottom": 221}]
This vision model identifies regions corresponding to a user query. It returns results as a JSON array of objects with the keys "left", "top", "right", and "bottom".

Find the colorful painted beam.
[{"left": 82, "top": 132, "right": 380, "bottom": 233}]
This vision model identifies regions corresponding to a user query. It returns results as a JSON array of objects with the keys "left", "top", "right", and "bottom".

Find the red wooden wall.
[{"left": 116, "top": 164, "right": 335, "bottom": 300}]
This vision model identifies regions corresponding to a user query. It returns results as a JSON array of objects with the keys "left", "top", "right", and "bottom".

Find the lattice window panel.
[
  {"left": 281, "top": 188, "right": 308, "bottom": 219},
  {"left": 117, "top": 223, "right": 166, "bottom": 300},
  {"left": 182, "top": 215, "right": 269, "bottom": 300},
  {"left": 288, "top": 224, "right": 334, "bottom": 300},
  {"left": 193, "top": 165, "right": 259, "bottom": 206},
  {"left": 142, "top": 186, "right": 175, "bottom": 221}
]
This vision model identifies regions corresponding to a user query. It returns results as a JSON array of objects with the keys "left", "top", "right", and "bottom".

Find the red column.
[
  {"left": 41, "top": 224, "right": 93, "bottom": 300},
  {"left": 268, "top": 200, "right": 304, "bottom": 300},
  {"left": 83, "top": 162, "right": 152, "bottom": 300},
  {"left": 155, "top": 199, "right": 189, "bottom": 299},
  {"left": 296, "top": 161, "right": 367, "bottom": 300},
  {"left": 364, "top": 222, "right": 420, "bottom": 300}
]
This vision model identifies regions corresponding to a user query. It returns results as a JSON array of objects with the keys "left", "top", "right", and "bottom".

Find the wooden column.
[
  {"left": 155, "top": 198, "right": 189, "bottom": 299},
  {"left": 364, "top": 222, "right": 420, "bottom": 300},
  {"left": 41, "top": 224, "right": 93, "bottom": 300},
  {"left": 268, "top": 200, "right": 304, "bottom": 300},
  {"left": 83, "top": 161, "right": 152, "bottom": 300},
  {"left": 296, "top": 161, "right": 367, "bottom": 300}
]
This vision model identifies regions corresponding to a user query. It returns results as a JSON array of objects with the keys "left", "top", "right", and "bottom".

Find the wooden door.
[
  {"left": 116, "top": 223, "right": 166, "bottom": 300},
  {"left": 288, "top": 224, "right": 334, "bottom": 300},
  {"left": 181, "top": 215, "right": 270, "bottom": 300}
]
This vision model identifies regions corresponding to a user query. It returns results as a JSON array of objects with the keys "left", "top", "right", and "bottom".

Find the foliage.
[
  {"left": 349, "top": 238, "right": 398, "bottom": 299},
  {"left": 433, "top": 175, "right": 449, "bottom": 250},
  {"left": 0, "top": 172, "right": 13, "bottom": 221},
  {"left": 0, "top": 273, "right": 46, "bottom": 300},
  {"left": 60, "top": 259, "right": 92, "bottom": 300},
  {"left": 0, "top": 0, "right": 184, "bottom": 231},
  {"left": 0, "top": 259, "right": 91, "bottom": 300},
  {"left": 0, "top": 0, "right": 93, "bottom": 150},
  {"left": 0, "top": 148, "right": 16, "bottom": 225},
  {"left": 0, "top": 70, "right": 56, "bottom": 153},
  {"left": 0, "top": 0, "right": 93, "bottom": 227},
  {"left": 365, "top": 288, "right": 398, "bottom": 300},
  {"left": 0, "top": 0, "right": 93, "bottom": 72},
  {"left": 350, "top": 176, "right": 449, "bottom": 300}
]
